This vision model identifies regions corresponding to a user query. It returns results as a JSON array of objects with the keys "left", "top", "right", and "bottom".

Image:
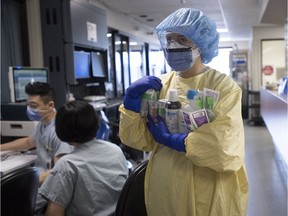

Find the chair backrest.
[
  {"left": 96, "top": 109, "right": 111, "bottom": 141},
  {"left": 115, "top": 160, "right": 148, "bottom": 216},
  {"left": 1, "top": 166, "right": 39, "bottom": 216}
]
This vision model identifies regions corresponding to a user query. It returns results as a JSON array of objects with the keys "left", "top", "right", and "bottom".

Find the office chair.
[
  {"left": 1, "top": 166, "right": 39, "bottom": 216},
  {"left": 115, "top": 160, "right": 148, "bottom": 216},
  {"left": 96, "top": 109, "right": 111, "bottom": 141}
]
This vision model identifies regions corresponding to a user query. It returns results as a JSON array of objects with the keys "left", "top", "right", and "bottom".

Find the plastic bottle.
[
  {"left": 203, "top": 88, "right": 219, "bottom": 121},
  {"left": 157, "top": 99, "right": 167, "bottom": 120},
  {"left": 205, "top": 96, "right": 216, "bottom": 121},
  {"left": 184, "top": 90, "right": 203, "bottom": 111},
  {"left": 165, "top": 89, "right": 181, "bottom": 134},
  {"left": 140, "top": 89, "right": 158, "bottom": 118}
]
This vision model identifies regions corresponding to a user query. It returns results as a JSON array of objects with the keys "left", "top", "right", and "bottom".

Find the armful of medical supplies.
[{"left": 141, "top": 87, "right": 220, "bottom": 132}]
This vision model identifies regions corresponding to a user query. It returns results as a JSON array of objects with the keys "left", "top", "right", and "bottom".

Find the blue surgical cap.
[{"left": 156, "top": 8, "right": 219, "bottom": 64}]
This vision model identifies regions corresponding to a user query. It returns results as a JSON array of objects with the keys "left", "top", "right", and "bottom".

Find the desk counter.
[
  {"left": 0, "top": 151, "right": 37, "bottom": 177},
  {"left": 260, "top": 88, "right": 288, "bottom": 175},
  {"left": 106, "top": 98, "right": 123, "bottom": 109}
]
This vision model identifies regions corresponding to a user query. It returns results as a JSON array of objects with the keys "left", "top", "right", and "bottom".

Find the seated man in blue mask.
[
  {"left": 1, "top": 82, "right": 74, "bottom": 184},
  {"left": 38, "top": 100, "right": 128, "bottom": 215}
]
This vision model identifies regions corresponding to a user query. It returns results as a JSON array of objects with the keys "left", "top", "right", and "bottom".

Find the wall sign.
[
  {"left": 87, "top": 21, "right": 97, "bottom": 42},
  {"left": 262, "top": 65, "right": 273, "bottom": 75}
]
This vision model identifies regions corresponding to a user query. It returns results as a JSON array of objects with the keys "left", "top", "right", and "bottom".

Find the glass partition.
[
  {"left": 107, "top": 29, "right": 130, "bottom": 98},
  {"left": 129, "top": 39, "right": 146, "bottom": 83},
  {"left": 107, "top": 29, "right": 167, "bottom": 97},
  {"left": 149, "top": 48, "right": 166, "bottom": 76},
  {"left": 261, "top": 39, "right": 286, "bottom": 88}
]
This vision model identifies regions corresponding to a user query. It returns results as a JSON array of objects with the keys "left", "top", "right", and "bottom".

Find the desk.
[
  {"left": 260, "top": 88, "right": 288, "bottom": 181},
  {"left": 0, "top": 151, "right": 37, "bottom": 177},
  {"left": 106, "top": 98, "right": 123, "bottom": 109}
]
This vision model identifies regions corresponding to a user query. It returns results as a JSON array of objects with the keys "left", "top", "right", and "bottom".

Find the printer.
[{"left": 1, "top": 103, "right": 38, "bottom": 137}]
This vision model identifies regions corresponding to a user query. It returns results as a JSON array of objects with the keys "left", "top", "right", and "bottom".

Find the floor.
[{"left": 244, "top": 121, "right": 287, "bottom": 216}]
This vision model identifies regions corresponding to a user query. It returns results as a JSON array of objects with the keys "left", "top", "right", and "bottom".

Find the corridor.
[{"left": 244, "top": 122, "right": 287, "bottom": 216}]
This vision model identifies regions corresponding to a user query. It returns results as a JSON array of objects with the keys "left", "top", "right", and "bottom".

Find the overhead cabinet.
[{"left": 40, "top": 0, "right": 108, "bottom": 106}]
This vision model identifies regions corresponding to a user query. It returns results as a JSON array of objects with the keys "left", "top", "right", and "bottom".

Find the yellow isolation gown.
[{"left": 119, "top": 68, "right": 248, "bottom": 216}]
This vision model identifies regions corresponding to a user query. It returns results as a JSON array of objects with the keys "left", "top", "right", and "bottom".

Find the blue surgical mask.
[
  {"left": 26, "top": 106, "right": 42, "bottom": 121},
  {"left": 165, "top": 48, "right": 200, "bottom": 72}
]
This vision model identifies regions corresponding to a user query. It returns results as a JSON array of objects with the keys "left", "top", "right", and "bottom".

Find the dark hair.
[
  {"left": 55, "top": 100, "right": 99, "bottom": 143},
  {"left": 25, "top": 82, "right": 55, "bottom": 104}
]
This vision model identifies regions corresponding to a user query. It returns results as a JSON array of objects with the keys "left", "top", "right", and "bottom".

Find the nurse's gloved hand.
[
  {"left": 123, "top": 76, "right": 162, "bottom": 112},
  {"left": 147, "top": 115, "right": 188, "bottom": 152}
]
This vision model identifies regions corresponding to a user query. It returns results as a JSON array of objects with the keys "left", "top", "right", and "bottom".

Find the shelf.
[
  {"left": 247, "top": 118, "right": 265, "bottom": 126},
  {"left": 248, "top": 104, "right": 260, "bottom": 109},
  {"left": 248, "top": 90, "right": 264, "bottom": 125}
]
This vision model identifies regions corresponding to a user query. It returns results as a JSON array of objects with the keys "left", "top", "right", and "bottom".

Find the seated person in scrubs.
[
  {"left": 119, "top": 8, "right": 248, "bottom": 216},
  {"left": 38, "top": 100, "right": 128, "bottom": 215},
  {"left": 0, "top": 82, "right": 73, "bottom": 184}
]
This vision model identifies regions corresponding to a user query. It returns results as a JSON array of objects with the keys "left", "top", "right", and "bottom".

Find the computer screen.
[
  {"left": 74, "top": 51, "right": 91, "bottom": 79},
  {"left": 91, "top": 51, "right": 106, "bottom": 78},
  {"left": 8, "top": 66, "right": 49, "bottom": 103}
]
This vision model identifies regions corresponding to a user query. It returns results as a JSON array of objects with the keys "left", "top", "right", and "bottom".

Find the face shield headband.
[{"left": 158, "top": 32, "right": 200, "bottom": 71}]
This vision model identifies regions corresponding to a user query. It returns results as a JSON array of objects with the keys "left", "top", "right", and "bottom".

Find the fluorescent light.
[
  {"left": 217, "top": 28, "right": 228, "bottom": 33},
  {"left": 219, "top": 37, "right": 231, "bottom": 42},
  {"left": 115, "top": 41, "right": 127, "bottom": 45}
]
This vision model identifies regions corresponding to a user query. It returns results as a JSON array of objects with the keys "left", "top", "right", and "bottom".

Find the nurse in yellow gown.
[{"left": 119, "top": 8, "right": 248, "bottom": 216}]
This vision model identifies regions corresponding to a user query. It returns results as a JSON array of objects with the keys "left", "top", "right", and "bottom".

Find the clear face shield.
[{"left": 159, "top": 32, "right": 200, "bottom": 71}]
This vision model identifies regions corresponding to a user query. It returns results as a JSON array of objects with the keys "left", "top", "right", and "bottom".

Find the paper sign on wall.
[
  {"left": 87, "top": 21, "right": 97, "bottom": 42},
  {"left": 262, "top": 65, "right": 273, "bottom": 75}
]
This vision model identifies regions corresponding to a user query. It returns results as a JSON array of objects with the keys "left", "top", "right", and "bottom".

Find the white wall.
[
  {"left": 250, "top": 26, "right": 285, "bottom": 90},
  {"left": 26, "top": 0, "right": 44, "bottom": 67},
  {"left": 89, "top": 0, "right": 160, "bottom": 47},
  {"left": 219, "top": 41, "right": 249, "bottom": 50},
  {"left": 89, "top": 0, "right": 253, "bottom": 51},
  {"left": 218, "top": 28, "right": 287, "bottom": 91}
]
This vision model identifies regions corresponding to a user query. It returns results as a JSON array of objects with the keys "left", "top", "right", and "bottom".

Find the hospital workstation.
[{"left": 1, "top": 0, "right": 287, "bottom": 215}]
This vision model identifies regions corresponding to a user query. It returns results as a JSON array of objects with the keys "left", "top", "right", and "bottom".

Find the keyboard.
[{"left": 0, "top": 154, "right": 37, "bottom": 177}]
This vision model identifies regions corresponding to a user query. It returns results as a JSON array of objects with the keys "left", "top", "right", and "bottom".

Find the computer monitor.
[
  {"left": 74, "top": 50, "right": 91, "bottom": 79},
  {"left": 91, "top": 51, "right": 106, "bottom": 78},
  {"left": 8, "top": 66, "right": 49, "bottom": 103}
]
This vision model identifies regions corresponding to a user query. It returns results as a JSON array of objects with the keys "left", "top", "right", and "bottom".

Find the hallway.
[{"left": 244, "top": 122, "right": 287, "bottom": 216}]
